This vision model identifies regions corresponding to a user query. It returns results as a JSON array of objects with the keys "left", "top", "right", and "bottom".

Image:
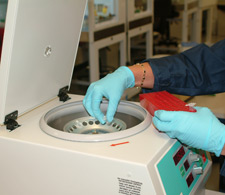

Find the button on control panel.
[
  {"left": 173, "top": 146, "right": 206, "bottom": 188},
  {"left": 157, "top": 142, "right": 210, "bottom": 195},
  {"left": 193, "top": 164, "right": 203, "bottom": 176},
  {"left": 188, "top": 151, "right": 200, "bottom": 164}
]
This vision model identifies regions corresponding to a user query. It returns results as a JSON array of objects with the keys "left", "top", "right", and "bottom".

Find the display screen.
[
  {"left": 186, "top": 172, "right": 194, "bottom": 187},
  {"left": 184, "top": 159, "right": 190, "bottom": 171},
  {"left": 173, "top": 146, "right": 185, "bottom": 166}
]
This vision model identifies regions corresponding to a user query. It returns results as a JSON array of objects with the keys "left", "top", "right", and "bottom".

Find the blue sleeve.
[
  {"left": 143, "top": 39, "right": 225, "bottom": 96},
  {"left": 221, "top": 161, "right": 225, "bottom": 177}
]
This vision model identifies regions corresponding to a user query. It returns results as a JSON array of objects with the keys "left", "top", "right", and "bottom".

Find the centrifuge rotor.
[{"left": 63, "top": 117, "right": 127, "bottom": 134}]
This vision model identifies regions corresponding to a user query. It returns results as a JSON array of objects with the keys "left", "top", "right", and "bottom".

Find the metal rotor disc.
[{"left": 63, "top": 116, "right": 127, "bottom": 134}]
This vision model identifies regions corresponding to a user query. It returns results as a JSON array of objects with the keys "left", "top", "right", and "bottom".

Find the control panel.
[{"left": 157, "top": 141, "right": 209, "bottom": 195}]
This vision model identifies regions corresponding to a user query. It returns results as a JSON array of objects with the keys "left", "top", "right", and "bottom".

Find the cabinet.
[
  {"left": 126, "top": 0, "right": 153, "bottom": 64},
  {"left": 80, "top": 0, "right": 126, "bottom": 83}
]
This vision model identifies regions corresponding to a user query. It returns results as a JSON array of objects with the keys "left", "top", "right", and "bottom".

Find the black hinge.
[
  {"left": 4, "top": 111, "right": 21, "bottom": 131},
  {"left": 58, "top": 86, "right": 71, "bottom": 102}
]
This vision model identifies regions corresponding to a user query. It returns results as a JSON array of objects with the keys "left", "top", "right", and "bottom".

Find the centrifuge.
[{"left": 0, "top": 0, "right": 214, "bottom": 195}]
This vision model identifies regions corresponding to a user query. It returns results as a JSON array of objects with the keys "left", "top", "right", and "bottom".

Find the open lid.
[{"left": 0, "top": 0, "right": 87, "bottom": 125}]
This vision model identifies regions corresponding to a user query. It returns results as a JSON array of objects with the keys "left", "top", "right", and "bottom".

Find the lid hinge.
[
  {"left": 58, "top": 86, "right": 71, "bottom": 102},
  {"left": 4, "top": 111, "right": 21, "bottom": 131}
]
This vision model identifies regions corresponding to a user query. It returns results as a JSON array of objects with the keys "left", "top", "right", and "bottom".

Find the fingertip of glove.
[
  {"left": 95, "top": 113, "right": 106, "bottom": 125},
  {"left": 99, "top": 117, "right": 106, "bottom": 125},
  {"left": 107, "top": 116, "right": 113, "bottom": 123},
  {"left": 154, "top": 110, "right": 162, "bottom": 117},
  {"left": 154, "top": 110, "right": 158, "bottom": 116}
]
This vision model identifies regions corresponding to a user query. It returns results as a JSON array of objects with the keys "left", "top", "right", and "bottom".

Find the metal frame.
[
  {"left": 80, "top": 0, "right": 126, "bottom": 83},
  {"left": 181, "top": 0, "right": 200, "bottom": 43},
  {"left": 126, "top": 0, "right": 153, "bottom": 64},
  {"left": 197, "top": 0, "right": 217, "bottom": 44}
]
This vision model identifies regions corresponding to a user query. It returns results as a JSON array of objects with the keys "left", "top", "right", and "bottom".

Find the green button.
[
  {"left": 199, "top": 158, "right": 203, "bottom": 167},
  {"left": 181, "top": 170, "right": 185, "bottom": 177},
  {"left": 180, "top": 166, "right": 185, "bottom": 177},
  {"left": 180, "top": 166, "right": 184, "bottom": 172}
]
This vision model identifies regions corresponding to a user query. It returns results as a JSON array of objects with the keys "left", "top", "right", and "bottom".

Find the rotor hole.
[
  {"left": 95, "top": 121, "right": 100, "bottom": 125},
  {"left": 82, "top": 122, "right": 88, "bottom": 126},
  {"left": 89, "top": 121, "right": 94, "bottom": 125},
  {"left": 112, "top": 123, "right": 117, "bottom": 127}
]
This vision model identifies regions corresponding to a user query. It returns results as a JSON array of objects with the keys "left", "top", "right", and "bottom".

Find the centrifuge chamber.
[
  {"left": 0, "top": 0, "right": 213, "bottom": 195},
  {"left": 40, "top": 99, "right": 151, "bottom": 142}
]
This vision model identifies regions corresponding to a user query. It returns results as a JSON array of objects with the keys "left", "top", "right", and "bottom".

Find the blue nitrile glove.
[
  {"left": 153, "top": 107, "right": 225, "bottom": 156},
  {"left": 83, "top": 66, "right": 135, "bottom": 124}
]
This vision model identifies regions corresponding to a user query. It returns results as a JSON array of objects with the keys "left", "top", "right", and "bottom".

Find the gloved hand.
[
  {"left": 83, "top": 66, "right": 135, "bottom": 124},
  {"left": 153, "top": 107, "right": 225, "bottom": 156}
]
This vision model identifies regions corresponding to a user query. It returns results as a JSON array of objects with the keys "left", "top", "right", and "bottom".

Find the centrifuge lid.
[{"left": 0, "top": 0, "right": 87, "bottom": 125}]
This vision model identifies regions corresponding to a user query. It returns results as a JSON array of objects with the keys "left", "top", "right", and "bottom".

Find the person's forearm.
[
  {"left": 221, "top": 144, "right": 225, "bottom": 156},
  {"left": 128, "top": 62, "right": 154, "bottom": 88},
  {"left": 143, "top": 40, "right": 225, "bottom": 96}
]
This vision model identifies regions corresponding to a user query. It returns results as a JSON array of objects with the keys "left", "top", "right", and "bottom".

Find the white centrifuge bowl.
[{"left": 40, "top": 100, "right": 151, "bottom": 142}]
